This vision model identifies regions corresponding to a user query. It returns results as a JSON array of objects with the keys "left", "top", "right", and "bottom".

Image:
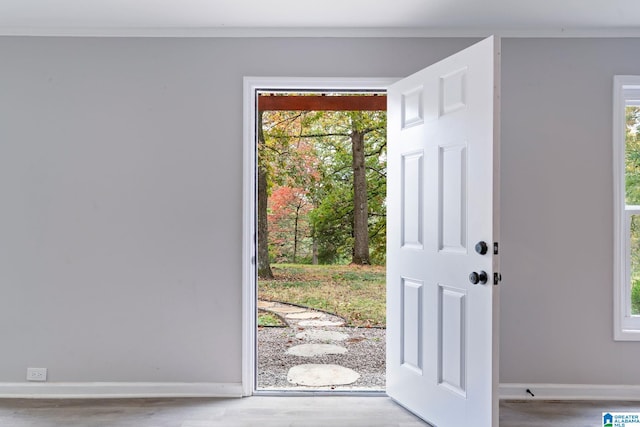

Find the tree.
[
  {"left": 625, "top": 106, "right": 640, "bottom": 314},
  {"left": 268, "top": 185, "right": 313, "bottom": 263},
  {"left": 258, "top": 99, "right": 387, "bottom": 267},
  {"left": 293, "top": 110, "right": 386, "bottom": 265},
  {"left": 257, "top": 110, "right": 274, "bottom": 279},
  {"left": 626, "top": 106, "right": 640, "bottom": 204},
  {"left": 258, "top": 109, "right": 319, "bottom": 273}
]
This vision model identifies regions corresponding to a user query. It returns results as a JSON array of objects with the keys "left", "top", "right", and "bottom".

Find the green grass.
[
  {"left": 257, "top": 311, "right": 286, "bottom": 327},
  {"left": 258, "top": 263, "right": 386, "bottom": 328}
]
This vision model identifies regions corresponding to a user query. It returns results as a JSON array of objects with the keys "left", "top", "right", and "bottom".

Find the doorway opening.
[
  {"left": 243, "top": 78, "right": 395, "bottom": 394},
  {"left": 257, "top": 91, "right": 386, "bottom": 391}
]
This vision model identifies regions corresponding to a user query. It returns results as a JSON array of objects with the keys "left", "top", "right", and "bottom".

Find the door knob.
[
  {"left": 475, "top": 241, "right": 488, "bottom": 255},
  {"left": 469, "top": 271, "right": 488, "bottom": 285}
]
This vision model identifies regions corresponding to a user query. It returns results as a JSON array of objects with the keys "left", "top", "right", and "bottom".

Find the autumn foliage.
[{"left": 258, "top": 95, "right": 387, "bottom": 273}]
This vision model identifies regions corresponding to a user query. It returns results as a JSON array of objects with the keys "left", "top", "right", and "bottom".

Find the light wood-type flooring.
[{"left": 0, "top": 396, "right": 639, "bottom": 426}]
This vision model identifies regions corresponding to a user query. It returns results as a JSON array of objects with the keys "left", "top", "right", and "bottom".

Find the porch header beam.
[{"left": 258, "top": 95, "right": 387, "bottom": 111}]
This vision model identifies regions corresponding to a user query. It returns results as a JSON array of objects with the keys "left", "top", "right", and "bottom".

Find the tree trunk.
[
  {"left": 311, "top": 225, "right": 319, "bottom": 265},
  {"left": 351, "top": 129, "right": 370, "bottom": 265},
  {"left": 312, "top": 238, "right": 319, "bottom": 265},
  {"left": 293, "top": 203, "right": 300, "bottom": 264},
  {"left": 257, "top": 111, "right": 274, "bottom": 279}
]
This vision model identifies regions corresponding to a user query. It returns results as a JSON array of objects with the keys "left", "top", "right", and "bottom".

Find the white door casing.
[
  {"left": 242, "top": 77, "right": 397, "bottom": 396},
  {"left": 386, "top": 36, "right": 500, "bottom": 426}
]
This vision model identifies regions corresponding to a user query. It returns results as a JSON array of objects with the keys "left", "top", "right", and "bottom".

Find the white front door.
[{"left": 386, "top": 36, "right": 501, "bottom": 427}]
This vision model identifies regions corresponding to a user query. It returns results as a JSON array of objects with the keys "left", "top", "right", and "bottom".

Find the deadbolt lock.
[{"left": 475, "top": 241, "right": 488, "bottom": 255}]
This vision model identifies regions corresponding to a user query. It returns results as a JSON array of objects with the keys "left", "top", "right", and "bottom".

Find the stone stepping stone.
[
  {"left": 268, "top": 305, "right": 307, "bottom": 315},
  {"left": 286, "top": 343, "right": 347, "bottom": 357},
  {"left": 287, "top": 364, "right": 360, "bottom": 386},
  {"left": 296, "top": 330, "right": 349, "bottom": 342},
  {"left": 298, "top": 320, "right": 344, "bottom": 327},
  {"left": 285, "top": 311, "right": 324, "bottom": 320},
  {"left": 257, "top": 301, "right": 276, "bottom": 308}
]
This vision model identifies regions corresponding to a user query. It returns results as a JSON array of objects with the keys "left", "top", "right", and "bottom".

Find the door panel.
[
  {"left": 386, "top": 36, "right": 500, "bottom": 427},
  {"left": 439, "top": 143, "right": 467, "bottom": 253},
  {"left": 438, "top": 284, "right": 466, "bottom": 396},
  {"left": 401, "top": 278, "right": 424, "bottom": 373},
  {"left": 401, "top": 152, "right": 424, "bottom": 249}
]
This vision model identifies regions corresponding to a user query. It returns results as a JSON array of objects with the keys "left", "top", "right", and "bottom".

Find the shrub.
[{"left": 632, "top": 279, "right": 640, "bottom": 316}]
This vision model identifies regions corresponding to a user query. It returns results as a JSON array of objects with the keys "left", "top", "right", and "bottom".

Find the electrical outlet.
[{"left": 26, "top": 368, "right": 47, "bottom": 382}]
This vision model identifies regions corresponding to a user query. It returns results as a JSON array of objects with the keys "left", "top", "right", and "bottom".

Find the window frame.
[{"left": 613, "top": 75, "right": 640, "bottom": 341}]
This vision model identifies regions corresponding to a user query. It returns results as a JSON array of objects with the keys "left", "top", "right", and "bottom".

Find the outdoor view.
[
  {"left": 256, "top": 92, "right": 387, "bottom": 390},
  {"left": 626, "top": 105, "right": 640, "bottom": 316}
]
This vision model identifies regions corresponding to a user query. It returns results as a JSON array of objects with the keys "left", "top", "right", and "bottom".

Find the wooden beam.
[{"left": 258, "top": 95, "right": 387, "bottom": 111}]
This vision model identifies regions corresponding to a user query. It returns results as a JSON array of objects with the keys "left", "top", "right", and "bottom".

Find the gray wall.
[
  {"left": 0, "top": 37, "right": 475, "bottom": 384},
  {"left": 500, "top": 38, "right": 640, "bottom": 384},
  {"left": 0, "top": 36, "right": 639, "bottom": 386}
]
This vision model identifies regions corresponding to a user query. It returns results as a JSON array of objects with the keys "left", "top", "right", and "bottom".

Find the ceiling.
[{"left": 0, "top": 0, "right": 638, "bottom": 37}]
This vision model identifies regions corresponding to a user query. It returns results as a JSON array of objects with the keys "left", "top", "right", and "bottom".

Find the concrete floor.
[{"left": 0, "top": 397, "right": 638, "bottom": 426}]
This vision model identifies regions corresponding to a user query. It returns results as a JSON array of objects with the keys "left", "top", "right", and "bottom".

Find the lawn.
[{"left": 258, "top": 263, "right": 386, "bottom": 328}]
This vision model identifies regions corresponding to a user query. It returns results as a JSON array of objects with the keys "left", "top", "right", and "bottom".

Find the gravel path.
[
  {"left": 257, "top": 299, "right": 386, "bottom": 393},
  {"left": 257, "top": 325, "right": 386, "bottom": 390}
]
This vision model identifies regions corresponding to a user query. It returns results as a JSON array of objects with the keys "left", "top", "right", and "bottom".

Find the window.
[{"left": 614, "top": 75, "right": 640, "bottom": 340}]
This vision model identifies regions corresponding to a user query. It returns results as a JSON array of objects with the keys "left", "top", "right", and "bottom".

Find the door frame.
[{"left": 242, "top": 76, "right": 397, "bottom": 396}]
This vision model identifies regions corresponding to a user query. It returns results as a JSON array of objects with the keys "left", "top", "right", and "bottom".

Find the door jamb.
[{"left": 242, "top": 76, "right": 397, "bottom": 396}]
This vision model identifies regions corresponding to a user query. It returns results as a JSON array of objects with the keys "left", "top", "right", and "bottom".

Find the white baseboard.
[
  {"left": 0, "top": 382, "right": 243, "bottom": 399},
  {"left": 500, "top": 383, "right": 640, "bottom": 401},
  {"left": 3, "top": 381, "right": 638, "bottom": 401}
]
